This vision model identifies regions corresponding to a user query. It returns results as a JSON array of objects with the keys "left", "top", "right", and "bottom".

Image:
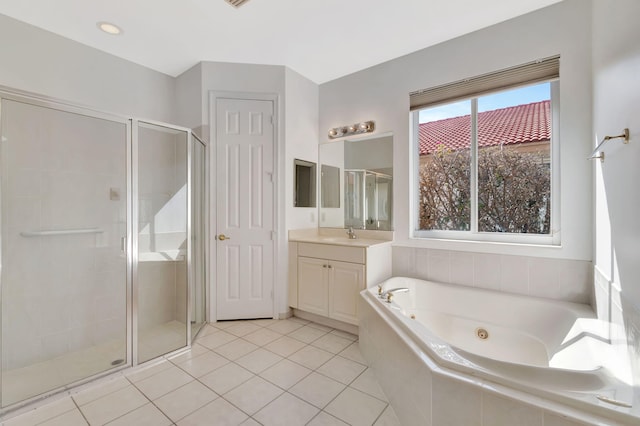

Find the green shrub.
[{"left": 419, "top": 145, "right": 550, "bottom": 234}]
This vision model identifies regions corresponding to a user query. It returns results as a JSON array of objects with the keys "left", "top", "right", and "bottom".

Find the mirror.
[
  {"left": 319, "top": 133, "right": 393, "bottom": 230},
  {"left": 321, "top": 165, "right": 340, "bottom": 208},
  {"left": 294, "top": 159, "right": 317, "bottom": 207}
]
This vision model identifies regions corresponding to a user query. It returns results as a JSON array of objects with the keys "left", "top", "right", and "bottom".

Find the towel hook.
[{"left": 589, "top": 128, "right": 630, "bottom": 162}]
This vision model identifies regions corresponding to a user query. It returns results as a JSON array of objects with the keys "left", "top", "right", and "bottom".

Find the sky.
[{"left": 418, "top": 82, "right": 550, "bottom": 123}]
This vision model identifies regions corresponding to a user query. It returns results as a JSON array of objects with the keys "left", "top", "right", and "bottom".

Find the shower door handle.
[{"left": 120, "top": 236, "right": 126, "bottom": 252}]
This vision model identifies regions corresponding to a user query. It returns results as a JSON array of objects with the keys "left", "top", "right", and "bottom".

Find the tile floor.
[{"left": 1, "top": 318, "right": 401, "bottom": 426}]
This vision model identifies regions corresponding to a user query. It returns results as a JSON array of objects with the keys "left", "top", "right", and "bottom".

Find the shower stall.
[{"left": 0, "top": 91, "right": 207, "bottom": 409}]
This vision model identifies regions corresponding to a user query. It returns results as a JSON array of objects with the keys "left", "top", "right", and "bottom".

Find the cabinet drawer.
[{"left": 298, "top": 243, "right": 365, "bottom": 264}]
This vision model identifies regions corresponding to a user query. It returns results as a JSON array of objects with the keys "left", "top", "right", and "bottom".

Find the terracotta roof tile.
[{"left": 419, "top": 100, "right": 550, "bottom": 155}]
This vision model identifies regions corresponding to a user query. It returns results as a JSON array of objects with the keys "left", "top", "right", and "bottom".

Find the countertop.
[{"left": 288, "top": 229, "right": 393, "bottom": 248}]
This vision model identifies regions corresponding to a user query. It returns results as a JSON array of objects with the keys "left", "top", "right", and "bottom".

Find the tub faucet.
[
  {"left": 346, "top": 226, "right": 357, "bottom": 239},
  {"left": 382, "top": 287, "right": 409, "bottom": 303}
]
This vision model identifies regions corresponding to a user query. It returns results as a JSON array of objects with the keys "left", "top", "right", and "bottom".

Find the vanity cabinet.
[
  {"left": 289, "top": 240, "right": 391, "bottom": 326},
  {"left": 298, "top": 256, "right": 365, "bottom": 324}
]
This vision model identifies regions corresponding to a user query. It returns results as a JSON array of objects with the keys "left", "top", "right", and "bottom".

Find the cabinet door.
[
  {"left": 328, "top": 261, "right": 365, "bottom": 325},
  {"left": 298, "top": 256, "right": 329, "bottom": 317}
]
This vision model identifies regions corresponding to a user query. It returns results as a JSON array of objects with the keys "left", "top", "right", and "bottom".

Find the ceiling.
[{"left": 0, "top": 0, "right": 562, "bottom": 84}]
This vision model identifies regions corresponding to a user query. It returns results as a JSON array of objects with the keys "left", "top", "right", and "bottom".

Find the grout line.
[
  {"left": 70, "top": 396, "right": 90, "bottom": 425},
  {"left": 34, "top": 398, "right": 89, "bottom": 426},
  {"left": 117, "top": 379, "right": 161, "bottom": 424},
  {"left": 145, "top": 385, "right": 204, "bottom": 425},
  {"left": 304, "top": 410, "right": 345, "bottom": 426},
  {"left": 371, "top": 402, "right": 391, "bottom": 425},
  {"left": 70, "top": 376, "right": 130, "bottom": 408}
]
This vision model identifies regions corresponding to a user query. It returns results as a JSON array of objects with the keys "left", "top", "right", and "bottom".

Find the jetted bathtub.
[{"left": 359, "top": 277, "right": 639, "bottom": 425}]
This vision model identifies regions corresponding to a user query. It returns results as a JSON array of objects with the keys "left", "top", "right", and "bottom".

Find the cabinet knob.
[
  {"left": 323, "top": 264, "right": 327, "bottom": 268},
  {"left": 328, "top": 265, "right": 333, "bottom": 269}
]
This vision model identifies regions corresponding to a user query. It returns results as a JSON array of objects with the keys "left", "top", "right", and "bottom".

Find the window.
[{"left": 410, "top": 57, "right": 559, "bottom": 244}]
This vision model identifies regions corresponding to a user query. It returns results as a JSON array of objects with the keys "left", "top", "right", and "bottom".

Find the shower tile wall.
[
  {"left": 1, "top": 101, "right": 127, "bottom": 371},
  {"left": 392, "top": 246, "right": 592, "bottom": 304},
  {"left": 594, "top": 266, "right": 640, "bottom": 384},
  {"left": 137, "top": 261, "right": 186, "bottom": 330}
]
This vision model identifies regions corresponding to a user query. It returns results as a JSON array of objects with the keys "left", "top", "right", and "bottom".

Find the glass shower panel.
[
  {"left": 344, "top": 170, "right": 364, "bottom": 229},
  {"left": 137, "top": 122, "right": 188, "bottom": 363},
  {"left": 191, "top": 137, "right": 206, "bottom": 339},
  {"left": 376, "top": 174, "right": 393, "bottom": 231},
  {"left": 0, "top": 99, "right": 128, "bottom": 407},
  {"left": 364, "top": 172, "right": 377, "bottom": 229}
]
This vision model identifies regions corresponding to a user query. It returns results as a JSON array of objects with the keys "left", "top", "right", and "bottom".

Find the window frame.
[{"left": 411, "top": 80, "right": 560, "bottom": 246}]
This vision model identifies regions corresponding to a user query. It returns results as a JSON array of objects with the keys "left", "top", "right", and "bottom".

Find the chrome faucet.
[
  {"left": 346, "top": 226, "right": 357, "bottom": 239},
  {"left": 381, "top": 287, "right": 409, "bottom": 303}
]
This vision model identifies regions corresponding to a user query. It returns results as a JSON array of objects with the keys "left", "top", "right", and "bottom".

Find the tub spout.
[{"left": 382, "top": 287, "right": 409, "bottom": 303}]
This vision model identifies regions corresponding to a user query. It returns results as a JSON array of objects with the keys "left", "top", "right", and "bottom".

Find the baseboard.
[{"left": 292, "top": 309, "right": 358, "bottom": 335}]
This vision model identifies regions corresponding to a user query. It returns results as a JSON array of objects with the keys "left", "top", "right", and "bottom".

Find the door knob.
[{"left": 218, "top": 234, "right": 230, "bottom": 241}]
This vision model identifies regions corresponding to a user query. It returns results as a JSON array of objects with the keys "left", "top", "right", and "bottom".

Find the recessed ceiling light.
[{"left": 97, "top": 22, "right": 122, "bottom": 35}]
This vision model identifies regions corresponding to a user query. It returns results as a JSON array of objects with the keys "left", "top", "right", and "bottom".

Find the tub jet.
[{"left": 476, "top": 328, "right": 489, "bottom": 340}]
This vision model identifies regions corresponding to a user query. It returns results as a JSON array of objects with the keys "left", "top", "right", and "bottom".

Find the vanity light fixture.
[
  {"left": 97, "top": 22, "right": 122, "bottom": 35},
  {"left": 328, "top": 121, "right": 375, "bottom": 139}
]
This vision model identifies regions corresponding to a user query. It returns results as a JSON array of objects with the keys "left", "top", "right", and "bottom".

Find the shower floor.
[
  {"left": 138, "top": 320, "right": 188, "bottom": 363},
  {"left": 2, "top": 320, "right": 187, "bottom": 407}
]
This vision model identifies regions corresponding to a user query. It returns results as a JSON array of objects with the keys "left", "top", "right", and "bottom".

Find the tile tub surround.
[
  {"left": 392, "top": 246, "right": 592, "bottom": 304},
  {"left": 594, "top": 266, "right": 640, "bottom": 389},
  {"left": 1, "top": 318, "right": 400, "bottom": 426},
  {"left": 359, "top": 289, "right": 637, "bottom": 426}
]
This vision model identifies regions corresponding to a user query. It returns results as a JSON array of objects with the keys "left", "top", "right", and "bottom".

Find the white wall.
[
  {"left": 319, "top": 0, "right": 593, "bottom": 262},
  {"left": 175, "top": 63, "right": 203, "bottom": 137},
  {"left": 0, "top": 14, "right": 176, "bottom": 122},
  {"left": 285, "top": 68, "right": 320, "bottom": 231},
  {"left": 592, "top": 0, "right": 640, "bottom": 385}
]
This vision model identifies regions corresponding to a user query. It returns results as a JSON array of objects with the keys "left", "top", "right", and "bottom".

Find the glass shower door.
[
  {"left": 136, "top": 122, "right": 188, "bottom": 363},
  {"left": 0, "top": 98, "right": 129, "bottom": 407}
]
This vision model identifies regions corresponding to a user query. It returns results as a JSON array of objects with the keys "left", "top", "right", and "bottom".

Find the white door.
[{"left": 216, "top": 97, "right": 274, "bottom": 320}]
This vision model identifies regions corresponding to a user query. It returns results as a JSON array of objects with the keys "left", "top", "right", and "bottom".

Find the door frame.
[{"left": 209, "top": 91, "right": 282, "bottom": 321}]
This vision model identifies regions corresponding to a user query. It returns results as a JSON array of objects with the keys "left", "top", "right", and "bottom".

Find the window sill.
[{"left": 403, "top": 234, "right": 569, "bottom": 259}]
